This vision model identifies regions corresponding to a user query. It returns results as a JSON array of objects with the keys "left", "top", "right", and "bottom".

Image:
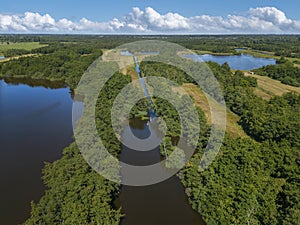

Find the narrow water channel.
[
  {"left": 115, "top": 53, "right": 205, "bottom": 224},
  {"left": 116, "top": 119, "right": 206, "bottom": 225}
]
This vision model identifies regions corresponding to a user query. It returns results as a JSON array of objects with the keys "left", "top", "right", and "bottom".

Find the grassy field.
[
  {"left": 0, "top": 42, "right": 47, "bottom": 54},
  {"left": 245, "top": 72, "right": 300, "bottom": 99},
  {"left": 181, "top": 83, "right": 248, "bottom": 138},
  {"left": 0, "top": 53, "right": 41, "bottom": 62},
  {"left": 102, "top": 49, "right": 134, "bottom": 69},
  {"left": 193, "top": 50, "right": 233, "bottom": 56}
]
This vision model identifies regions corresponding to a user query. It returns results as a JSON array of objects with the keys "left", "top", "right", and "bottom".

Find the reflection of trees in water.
[{"left": 3, "top": 77, "right": 66, "bottom": 89}]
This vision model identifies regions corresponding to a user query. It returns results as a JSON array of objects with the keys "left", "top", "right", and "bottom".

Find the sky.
[{"left": 0, "top": 0, "right": 300, "bottom": 34}]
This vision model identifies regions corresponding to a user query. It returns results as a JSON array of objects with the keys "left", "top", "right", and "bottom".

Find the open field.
[
  {"left": 245, "top": 72, "right": 300, "bottom": 99},
  {"left": 181, "top": 83, "right": 248, "bottom": 138},
  {"left": 0, "top": 53, "right": 41, "bottom": 62},
  {"left": 102, "top": 49, "right": 134, "bottom": 72},
  {"left": 0, "top": 42, "right": 47, "bottom": 54}
]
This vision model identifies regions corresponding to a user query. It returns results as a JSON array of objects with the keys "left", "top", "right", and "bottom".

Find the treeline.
[
  {"left": 3, "top": 49, "right": 31, "bottom": 57},
  {"left": 166, "top": 35, "right": 300, "bottom": 56},
  {"left": 0, "top": 43, "right": 103, "bottom": 89},
  {"left": 0, "top": 34, "right": 41, "bottom": 43},
  {"left": 1, "top": 34, "right": 300, "bottom": 56},
  {"left": 253, "top": 61, "right": 300, "bottom": 87}
]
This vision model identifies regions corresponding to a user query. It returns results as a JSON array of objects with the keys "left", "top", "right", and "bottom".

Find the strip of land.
[
  {"left": 181, "top": 83, "right": 248, "bottom": 138},
  {"left": 245, "top": 72, "right": 300, "bottom": 100}
]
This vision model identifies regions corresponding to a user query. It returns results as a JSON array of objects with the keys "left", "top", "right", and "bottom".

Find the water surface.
[
  {"left": 184, "top": 53, "right": 276, "bottom": 70},
  {"left": 117, "top": 119, "right": 205, "bottom": 225},
  {"left": 0, "top": 79, "right": 75, "bottom": 225}
]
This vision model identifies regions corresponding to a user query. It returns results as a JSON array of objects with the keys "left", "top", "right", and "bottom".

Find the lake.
[
  {"left": 0, "top": 77, "right": 205, "bottom": 225},
  {"left": 184, "top": 53, "right": 276, "bottom": 70},
  {"left": 0, "top": 78, "right": 75, "bottom": 225}
]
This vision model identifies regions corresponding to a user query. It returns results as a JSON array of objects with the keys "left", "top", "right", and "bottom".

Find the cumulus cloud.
[{"left": 0, "top": 6, "right": 299, "bottom": 33}]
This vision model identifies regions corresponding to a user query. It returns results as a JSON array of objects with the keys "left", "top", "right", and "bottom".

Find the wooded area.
[{"left": 0, "top": 35, "right": 299, "bottom": 225}]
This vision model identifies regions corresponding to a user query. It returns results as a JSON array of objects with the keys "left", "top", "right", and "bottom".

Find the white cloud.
[{"left": 0, "top": 7, "right": 299, "bottom": 34}]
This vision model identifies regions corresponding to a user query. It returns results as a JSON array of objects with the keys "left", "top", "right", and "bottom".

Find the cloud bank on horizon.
[{"left": 0, "top": 6, "right": 299, "bottom": 34}]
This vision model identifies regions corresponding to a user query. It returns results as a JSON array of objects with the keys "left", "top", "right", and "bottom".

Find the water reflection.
[
  {"left": 117, "top": 119, "right": 206, "bottom": 225},
  {"left": 0, "top": 78, "right": 74, "bottom": 225},
  {"left": 184, "top": 53, "right": 276, "bottom": 70},
  {"left": 3, "top": 77, "right": 66, "bottom": 89}
]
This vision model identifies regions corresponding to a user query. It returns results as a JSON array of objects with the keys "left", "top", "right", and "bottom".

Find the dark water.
[
  {"left": 117, "top": 119, "right": 205, "bottom": 225},
  {"left": 0, "top": 79, "right": 75, "bottom": 225},
  {"left": 0, "top": 77, "right": 204, "bottom": 225},
  {"left": 184, "top": 53, "right": 276, "bottom": 70}
]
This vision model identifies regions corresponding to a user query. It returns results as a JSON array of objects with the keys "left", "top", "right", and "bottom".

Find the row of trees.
[
  {"left": 2, "top": 34, "right": 300, "bottom": 56},
  {"left": 253, "top": 61, "right": 300, "bottom": 87}
]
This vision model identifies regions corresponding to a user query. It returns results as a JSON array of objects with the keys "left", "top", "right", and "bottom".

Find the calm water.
[
  {"left": 184, "top": 53, "right": 276, "bottom": 70},
  {"left": 0, "top": 77, "right": 204, "bottom": 225},
  {"left": 0, "top": 56, "right": 4, "bottom": 59},
  {"left": 0, "top": 79, "right": 75, "bottom": 225},
  {"left": 117, "top": 119, "right": 205, "bottom": 225}
]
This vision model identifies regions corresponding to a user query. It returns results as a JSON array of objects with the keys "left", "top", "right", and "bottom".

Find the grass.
[
  {"left": 125, "top": 65, "right": 139, "bottom": 81},
  {"left": 238, "top": 49, "right": 276, "bottom": 59},
  {"left": 0, "top": 53, "right": 41, "bottom": 62},
  {"left": 181, "top": 83, "right": 248, "bottom": 138},
  {"left": 244, "top": 72, "right": 300, "bottom": 99},
  {"left": 102, "top": 49, "right": 134, "bottom": 70},
  {"left": 0, "top": 42, "right": 47, "bottom": 54},
  {"left": 252, "top": 88, "right": 273, "bottom": 100},
  {"left": 194, "top": 50, "right": 233, "bottom": 56}
]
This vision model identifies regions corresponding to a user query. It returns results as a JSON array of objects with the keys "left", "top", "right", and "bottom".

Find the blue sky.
[
  {"left": 2, "top": 0, "right": 300, "bottom": 21},
  {"left": 1, "top": 0, "right": 300, "bottom": 33}
]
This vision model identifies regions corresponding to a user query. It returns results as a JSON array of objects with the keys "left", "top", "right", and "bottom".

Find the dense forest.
[
  {"left": 24, "top": 71, "right": 132, "bottom": 225},
  {"left": 140, "top": 60, "right": 300, "bottom": 224},
  {"left": 0, "top": 43, "right": 103, "bottom": 89},
  {"left": 0, "top": 35, "right": 299, "bottom": 224},
  {"left": 1, "top": 34, "right": 300, "bottom": 56},
  {"left": 190, "top": 63, "right": 300, "bottom": 224}
]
